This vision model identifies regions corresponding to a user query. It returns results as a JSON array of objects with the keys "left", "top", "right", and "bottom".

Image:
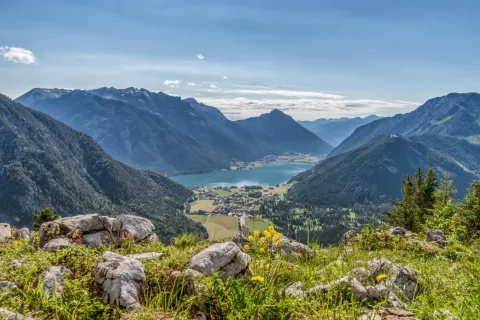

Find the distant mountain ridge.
[
  {"left": 0, "top": 93, "right": 206, "bottom": 242},
  {"left": 287, "top": 134, "right": 478, "bottom": 206},
  {"left": 16, "top": 87, "right": 332, "bottom": 174},
  {"left": 298, "top": 115, "right": 381, "bottom": 146},
  {"left": 331, "top": 93, "right": 480, "bottom": 156}
]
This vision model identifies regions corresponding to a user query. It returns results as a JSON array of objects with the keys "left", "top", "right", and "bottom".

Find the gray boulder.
[
  {"left": 14, "top": 228, "right": 30, "bottom": 241},
  {"left": 0, "top": 308, "right": 33, "bottom": 320},
  {"left": 0, "top": 281, "right": 17, "bottom": 292},
  {"left": 39, "top": 213, "right": 158, "bottom": 248},
  {"left": 43, "top": 238, "right": 74, "bottom": 252},
  {"left": 95, "top": 251, "right": 145, "bottom": 310},
  {"left": 426, "top": 229, "right": 446, "bottom": 247},
  {"left": 127, "top": 252, "right": 164, "bottom": 261},
  {"left": 280, "top": 237, "right": 313, "bottom": 257},
  {"left": 186, "top": 242, "right": 252, "bottom": 280},
  {"left": 0, "top": 223, "right": 11, "bottom": 242},
  {"left": 343, "top": 230, "right": 360, "bottom": 243},
  {"left": 40, "top": 266, "right": 70, "bottom": 298},
  {"left": 367, "top": 258, "right": 418, "bottom": 301},
  {"left": 285, "top": 282, "right": 305, "bottom": 298},
  {"left": 389, "top": 227, "right": 406, "bottom": 236},
  {"left": 232, "top": 233, "right": 251, "bottom": 248}
]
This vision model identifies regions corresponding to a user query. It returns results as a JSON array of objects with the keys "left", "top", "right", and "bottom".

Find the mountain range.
[
  {"left": 0, "top": 93, "right": 206, "bottom": 242},
  {"left": 298, "top": 115, "right": 381, "bottom": 147},
  {"left": 16, "top": 87, "right": 332, "bottom": 174},
  {"left": 289, "top": 93, "right": 480, "bottom": 205}
]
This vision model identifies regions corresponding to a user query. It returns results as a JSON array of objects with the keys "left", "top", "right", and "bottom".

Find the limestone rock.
[
  {"left": 343, "top": 230, "right": 360, "bottom": 243},
  {"left": 0, "top": 308, "right": 33, "bottom": 320},
  {"left": 0, "top": 223, "right": 11, "bottom": 242},
  {"left": 379, "top": 307, "right": 415, "bottom": 319},
  {"left": 232, "top": 233, "right": 251, "bottom": 248},
  {"left": 43, "top": 238, "right": 73, "bottom": 252},
  {"left": 367, "top": 259, "right": 418, "bottom": 301},
  {"left": 40, "top": 266, "right": 70, "bottom": 298},
  {"left": 285, "top": 282, "right": 305, "bottom": 298},
  {"left": 127, "top": 252, "right": 164, "bottom": 261},
  {"left": 389, "top": 227, "right": 406, "bottom": 236},
  {"left": 0, "top": 281, "right": 18, "bottom": 292},
  {"left": 426, "top": 229, "right": 446, "bottom": 247},
  {"left": 95, "top": 251, "right": 145, "bottom": 310},
  {"left": 280, "top": 237, "right": 313, "bottom": 257},
  {"left": 14, "top": 228, "right": 30, "bottom": 241},
  {"left": 189, "top": 242, "right": 240, "bottom": 275},
  {"left": 39, "top": 213, "right": 158, "bottom": 248}
]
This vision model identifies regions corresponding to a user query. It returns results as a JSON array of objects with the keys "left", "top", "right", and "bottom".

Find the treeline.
[{"left": 387, "top": 164, "right": 480, "bottom": 242}]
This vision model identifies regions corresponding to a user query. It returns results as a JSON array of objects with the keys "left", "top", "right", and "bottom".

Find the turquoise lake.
[{"left": 170, "top": 163, "right": 313, "bottom": 187}]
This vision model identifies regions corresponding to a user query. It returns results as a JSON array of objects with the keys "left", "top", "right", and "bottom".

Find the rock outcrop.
[
  {"left": 40, "top": 266, "right": 70, "bottom": 298},
  {"left": 40, "top": 214, "right": 158, "bottom": 248},
  {"left": 284, "top": 258, "right": 417, "bottom": 309},
  {"left": 280, "top": 237, "right": 313, "bottom": 257},
  {"left": 0, "top": 281, "right": 18, "bottom": 292},
  {"left": 0, "top": 223, "right": 11, "bottom": 242},
  {"left": 0, "top": 308, "right": 33, "bottom": 320},
  {"left": 14, "top": 228, "right": 30, "bottom": 241},
  {"left": 43, "top": 238, "right": 74, "bottom": 252},
  {"left": 426, "top": 229, "right": 446, "bottom": 247},
  {"left": 95, "top": 251, "right": 145, "bottom": 310},
  {"left": 186, "top": 242, "right": 252, "bottom": 281}
]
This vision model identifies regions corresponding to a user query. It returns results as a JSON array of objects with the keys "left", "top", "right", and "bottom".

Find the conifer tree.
[{"left": 387, "top": 175, "right": 420, "bottom": 231}]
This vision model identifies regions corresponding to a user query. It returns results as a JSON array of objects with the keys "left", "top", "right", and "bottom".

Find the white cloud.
[
  {"left": 230, "top": 89, "right": 345, "bottom": 99},
  {"left": 209, "top": 84, "right": 218, "bottom": 89},
  {"left": 0, "top": 46, "right": 36, "bottom": 64},
  {"left": 163, "top": 79, "right": 181, "bottom": 88},
  {"left": 222, "top": 76, "right": 228, "bottom": 80},
  {"left": 187, "top": 82, "right": 197, "bottom": 87},
  {"left": 196, "top": 54, "right": 204, "bottom": 60},
  {"left": 197, "top": 97, "right": 418, "bottom": 120}
]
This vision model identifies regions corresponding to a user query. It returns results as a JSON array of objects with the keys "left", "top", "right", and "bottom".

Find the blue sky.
[{"left": 1, "top": 0, "right": 479, "bottom": 120}]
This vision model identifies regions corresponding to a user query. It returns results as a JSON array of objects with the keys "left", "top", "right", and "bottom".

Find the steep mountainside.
[
  {"left": 331, "top": 93, "right": 480, "bottom": 156},
  {"left": 0, "top": 94, "right": 205, "bottom": 242},
  {"left": 28, "top": 91, "right": 228, "bottom": 174},
  {"left": 237, "top": 109, "right": 333, "bottom": 155},
  {"left": 287, "top": 134, "right": 477, "bottom": 206},
  {"left": 299, "top": 115, "right": 381, "bottom": 146},
  {"left": 16, "top": 88, "right": 332, "bottom": 174}
]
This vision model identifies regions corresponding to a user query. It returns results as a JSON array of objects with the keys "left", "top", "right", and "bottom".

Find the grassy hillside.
[
  {"left": 189, "top": 215, "right": 239, "bottom": 241},
  {"left": 0, "top": 226, "right": 479, "bottom": 319}
]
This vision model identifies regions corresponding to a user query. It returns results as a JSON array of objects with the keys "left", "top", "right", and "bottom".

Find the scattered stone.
[
  {"left": 285, "top": 281, "right": 305, "bottom": 298},
  {"left": 14, "top": 228, "right": 30, "bottom": 241},
  {"left": 127, "top": 252, "right": 164, "bottom": 261},
  {"left": 409, "top": 240, "right": 442, "bottom": 254},
  {"left": 379, "top": 307, "right": 415, "bottom": 319},
  {"left": 0, "top": 281, "right": 17, "bottom": 292},
  {"left": 39, "top": 213, "right": 158, "bottom": 248},
  {"left": 43, "top": 238, "right": 74, "bottom": 252},
  {"left": 193, "top": 312, "right": 207, "bottom": 320},
  {"left": 404, "top": 231, "right": 417, "bottom": 238},
  {"left": 0, "top": 223, "right": 11, "bottom": 242},
  {"left": 367, "top": 258, "right": 418, "bottom": 301},
  {"left": 280, "top": 237, "right": 313, "bottom": 257},
  {"left": 343, "top": 230, "right": 360, "bottom": 243},
  {"left": 40, "top": 266, "right": 70, "bottom": 298},
  {"left": 9, "top": 260, "right": 23, "bottom": 269},
  {"left": 186, "top": 242, "right": 252, "bottom": 281},
  {"left": 433, "top": 308, "right": 456, "bottom": 319},
  {"left": 0, "top": 308, "right": 33, "bottom": 320},
  {"left": 389, "top": 227, "right": 406, "bottom": 236},
  {"left": 95, "top": 251, "right": 145, "bottom": 310},
  {"left": 232, "top": 233, "right": 251, "bottom": 248},
  {"left": 426, "top": 229, "right": 446, "bottom": 248}
]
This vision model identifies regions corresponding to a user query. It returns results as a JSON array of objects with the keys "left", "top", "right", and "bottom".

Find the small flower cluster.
[{"left": 244, "top": 226, "right": 283, "bottom": 255}]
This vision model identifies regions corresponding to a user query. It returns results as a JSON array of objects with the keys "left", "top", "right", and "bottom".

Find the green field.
[
  {"left": 214, "top": 189, "right": 233, "bottom": 197},
  {"left": 245, "top": 216, "right": 273, "bottom": 235},
  {"left": 189, "top": 214, "right": 239, "bottom": 240},
  {"left": 190, "top": 199, "right": 216, "bottom": 212}
]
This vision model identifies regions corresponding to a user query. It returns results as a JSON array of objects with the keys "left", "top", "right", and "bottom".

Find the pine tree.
[
  {"left": 424, "top": 163, "right": 439, "bottom": 209},
  {"left": 387, "top": 175, "right": 420, "bottom": 231},
  {"left": 459, "top": 175, "right": 480, "bottom": 239}
]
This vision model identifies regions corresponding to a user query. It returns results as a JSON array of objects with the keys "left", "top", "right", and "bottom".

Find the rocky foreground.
[{"left": 0, "top": 215, "right": 478, "bottom": 319}]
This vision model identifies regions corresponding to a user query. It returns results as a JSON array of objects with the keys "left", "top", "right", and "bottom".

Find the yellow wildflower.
[
  {"left": 263, "top": 230, "right": 271, "bottom": 238},
  {"left": 248, "top": 235, "right": 254, "bottom": 242},
  {"left": 276, "top": 240, "right": 282, "bottom": 247},
  {"left": 265, "top": 263, "right": 271, "bottom": 269},
  {"left": 254, "top": 230, "right": 260, "bottom": 237},
  {"left": 259, "top": 237, "right": 266, "bottom": 243},
  {"left": 376, "top": 274, "right": 388, "bottom": 282},
  {"left": 244, "top": 244, "right": 250, "bottom": 250},
  {"left": 251, "top": 275, "right": 265, "bottom": 283},
  {"left": 248, "top": 263, "right": 254, "bottom": 269},
  {"left": 259, "top": 264, "right": 264, "bottom": 270},
  {"left": 259, "top": 248, "right": 265, "bottom": 253}
]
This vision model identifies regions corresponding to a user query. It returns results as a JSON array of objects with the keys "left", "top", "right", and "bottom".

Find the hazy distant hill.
[
  {"left": 237, "top": 109, "right": 333, "bottom": 155},
  {"left": 287, "top": 134, "right": 478, "bottom": 206},
  {"left": 0, "top": 93, "right": 206, "bottom": 242},
  {"left": 331, "top": 93, "right": 480, "bottom": 156},
  {"left": 298, "top": 115, "right": 381, "bottom": 146},
  {"left": 17, "top": 87, "right": 331, "bottom": 174}
]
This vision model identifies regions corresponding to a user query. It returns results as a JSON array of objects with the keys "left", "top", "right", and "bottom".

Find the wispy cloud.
[
  {"left": 0, "top": 46, "right": 36, "bottom": 64},
  {"left": 222, "top": 76, "right": 228, "bottom": 80},
  {"left": 196, "top": 54, "right": 204, "bottom": 60},
  {"left": 209, "top": 84, "right": 218, "bottom": 89},
  {"left": 187, "top": 82, "right": 197, "bottom": 87},
  {"left": 163, "top": 79, "right": 181, "bottom": 88},
  {"left": 229, "top": 89, "right": 345, "bottom": 99}
]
